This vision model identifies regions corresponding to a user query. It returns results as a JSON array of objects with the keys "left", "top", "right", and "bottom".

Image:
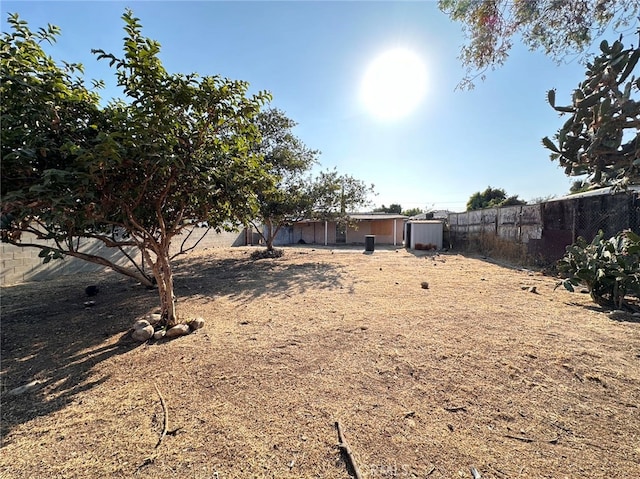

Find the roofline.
[
  {"left": 297, "top": 213, "right": 407, "bottom": 223},
  {"left": 545, "top": 185, "right": 640, "bottom": 202}
]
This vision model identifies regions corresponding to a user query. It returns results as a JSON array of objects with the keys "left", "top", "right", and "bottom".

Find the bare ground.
[{"left": 1, "top": 246, "right": 639, "bottom": 478}]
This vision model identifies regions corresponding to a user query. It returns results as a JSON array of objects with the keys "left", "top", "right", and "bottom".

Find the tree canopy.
[
  {"left": 466, "top": 186, "right": 526, "bottom": 211},
  {"left": 373, "top": 204, "right": 402, "bottom": 214},
  {"left": 542, "top": 35, "right": 640, "bottom": 187},
  {"left": 1, "top": 11, "right": 271, "bottom": 326},
  {"left": 439, "top": 0, "right": 639, "bottom": 88},
  {"left": 401, "top": 207, "right": 424, "bottom": 217},
  {"left": 249, "top": 108, "right": 319, "bottom": 251},
  {"left": 310, "top": 169, "right": 375, "bottom": 221}
]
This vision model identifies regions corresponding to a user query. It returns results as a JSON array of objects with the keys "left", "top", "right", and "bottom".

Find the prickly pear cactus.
[{"left": 542, "top": 35, "right": 640, "bottom": 187}]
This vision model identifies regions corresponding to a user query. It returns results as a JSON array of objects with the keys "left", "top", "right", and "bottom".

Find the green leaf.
[
  {"left": 625, "top": 230, "right": 640, "bottom": 243},
  {"left": 577, "top": 92, "right": 600, "bottom": 108},
  {"left": 542, "top": 136, "right": 560, "bottom": 153},
  {"left": 547, "top": 89, "right": 556, "bottom": 107}
]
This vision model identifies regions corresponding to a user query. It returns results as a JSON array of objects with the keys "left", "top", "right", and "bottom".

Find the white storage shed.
[{"left": 405, "top": 220, "right": 443, "bottom": 250}]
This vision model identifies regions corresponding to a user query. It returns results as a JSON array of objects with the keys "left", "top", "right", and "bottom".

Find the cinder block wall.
[
  {"left": 1, "top": 227, "right": 248, "bottom": 286},
  {"left": 1, "top": 233, "right": 142, "bottom": 286}
]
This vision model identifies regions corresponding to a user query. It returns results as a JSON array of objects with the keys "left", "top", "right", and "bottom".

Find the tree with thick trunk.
[{"left": 1, "top": 10, "right": 271, "bottom": 327}]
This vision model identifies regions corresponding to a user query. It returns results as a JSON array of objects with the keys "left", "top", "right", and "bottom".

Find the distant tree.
[
  {"left": 310, "top": 169, "right": 375, "bottom": 222},
  {"left": 466, "top": 186, "right": 506, "bottom": 210},
  {"left": 466, "top": 186, "right": 526, "bottom": 211},
  {"left": 374, "top": 203, "right": 402, "bottom": 214},
  {"left": 501, "top": 195, "right": 528, "bottom": 207},
  {"left": 402, "top": 207, "right": 424, "bottom": 217},
  {"left": 1, "top": 11, "right": 270, "bottom": 327},
  {"left": 248, "top": 108, "right": 319, "bottom": 252},
  {"left": 542, "top": 35, "right": 640, "bottom": 188},
  {"left": 528, "top": 195, "right": 558, "bottom": 205},
  {"left": 438, "top": 0, "right": 639, "bottom": 88},
  {"left": 387, "top": 203, "right": 402, "bottom": 214}
]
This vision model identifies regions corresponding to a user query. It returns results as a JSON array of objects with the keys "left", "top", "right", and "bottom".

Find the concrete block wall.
[
  {"left": 1, "top": 233, "right": 142, "bottom": 286},
  {"left": 169, "top": 227, "right": 248, "bottom": 255},
  {"left": 1, "top": 243, "right": 44, "bottom": 285},
  {"left": 1, "top": 227, "right": 249, "bottom": 286}
]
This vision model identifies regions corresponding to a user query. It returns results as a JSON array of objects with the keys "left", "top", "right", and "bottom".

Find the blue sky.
[{"left": 2, "top": 1, "right": 604, "bottom": 212}]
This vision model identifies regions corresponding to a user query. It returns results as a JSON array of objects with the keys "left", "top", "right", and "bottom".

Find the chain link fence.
[
  {"left": 573, "top": 192, "right": 640, "bottom": 241},
  {"left": 448, "top": 188, "right": 640, "bottom": 266}
]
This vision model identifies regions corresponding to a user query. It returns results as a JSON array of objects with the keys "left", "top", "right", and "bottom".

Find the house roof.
[
  {"left": 546, "top": 185, "right": 640, "bottom": 202},
  {"left": 348, "top": 213, "right": 407, "bottom": 220},
  {"left": 298, "top": 213, "right": 407, "bottom": 223},
  {"left": 410, "top": 210, "right": 452, "bottom": 220}
]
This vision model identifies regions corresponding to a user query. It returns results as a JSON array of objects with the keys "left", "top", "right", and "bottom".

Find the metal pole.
[
  {"left": 324, "top": 220, "right": 328, "bottom": 246},
  {"left": 393, "top": 220, "right": 398, "bottom": 246}
]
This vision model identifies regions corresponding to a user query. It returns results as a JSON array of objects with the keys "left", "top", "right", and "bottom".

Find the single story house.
[{"left": 271, "top": 213, "right": 407, "bottom": 246}]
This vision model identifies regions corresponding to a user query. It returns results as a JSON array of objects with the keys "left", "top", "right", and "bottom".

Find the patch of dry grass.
[{"left": 1, "top": 246, "right": 639, "bottom": 478}]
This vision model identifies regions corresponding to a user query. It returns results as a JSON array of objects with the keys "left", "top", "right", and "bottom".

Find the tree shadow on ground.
[
  {"left": 173, "top": 250, "right": 347, "bottom": 303},
  {"left": 1, "top": 274, "right": 157, "bottom": 442},
  {"left": 1, "top": 250, "right": 348, "bottom": 441}
]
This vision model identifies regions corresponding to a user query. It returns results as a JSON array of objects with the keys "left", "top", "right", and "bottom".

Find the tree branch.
[
  {"left": 170, "top": 225, "right": 211, "bottom": 260},
  {"left": 3, "top": 239, "right": 154, "bottom": 286}
]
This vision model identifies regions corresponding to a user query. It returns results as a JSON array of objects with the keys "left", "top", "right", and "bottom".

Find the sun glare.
[{"left": 360, "top": 48, "right": 427, "bottom": 121}]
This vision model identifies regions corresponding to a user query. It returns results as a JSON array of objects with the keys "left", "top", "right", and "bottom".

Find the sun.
[{"left": 360, "top": 48, "right": 428, "bottom": 121}]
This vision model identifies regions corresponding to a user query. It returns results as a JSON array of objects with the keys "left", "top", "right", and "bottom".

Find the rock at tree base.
[
  {"left": 132, "top": 319, "right": 151, "bottom": 330},
  {"left": 153, "top": 329, "right": 166, "bottom": 340},
  {"left": 189, "top": 317, "right": 205, "bottom": 331},
  {"left": 132, "top": 325, "right": 154, "bottom": 341},
  {"left": 166, "top": 324, "right": 190, "bottom": 338}
]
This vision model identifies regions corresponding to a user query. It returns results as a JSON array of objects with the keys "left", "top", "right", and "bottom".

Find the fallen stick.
[
  {"left": 154, "top": 383, "right": 168, "bottom": 448},
  {"left": 504, "top": 434, "right": 534, "bottom": 443},
  {"left": 335, "top": 421, "right": 363, "bottom": 479},
  {"left": 6, "top": 378, "right": 48, "bottom": 396},
  {"left": 443, "top": 406, "right": 467, "bottom": 412}
]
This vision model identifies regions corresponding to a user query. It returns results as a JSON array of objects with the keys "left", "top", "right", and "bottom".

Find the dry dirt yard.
[{"left": 1, "top": 246, "right": 639, "bottom": 479}]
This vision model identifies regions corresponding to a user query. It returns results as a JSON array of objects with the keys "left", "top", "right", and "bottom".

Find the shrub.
[
  {"left": 555, "top": 230, "right": 640, "bottom": 309},
  {"left": 250, "top": 248, "right": 284, "bottom": 260}
]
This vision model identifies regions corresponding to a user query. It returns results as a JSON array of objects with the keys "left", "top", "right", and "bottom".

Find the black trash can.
[{"left": 365, "top": 235, "right": 375, "bottom": 252}]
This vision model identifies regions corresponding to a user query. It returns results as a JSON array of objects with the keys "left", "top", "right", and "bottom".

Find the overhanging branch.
[
  {"left": 170, "top": 225, "right": 211, "bottom": 260},
  {"left": 2, "top": 239, "right": 154, "bottom": 286}
]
